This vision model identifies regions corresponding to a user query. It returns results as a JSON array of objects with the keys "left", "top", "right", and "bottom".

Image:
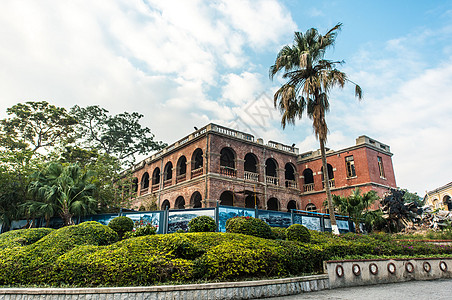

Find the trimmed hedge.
[
  {"left": 0, "top": 228, "right": 54, "bottom": 249},
  {"left": 286, "top": 224, "right": 310, "bottom": 242},
  {"left": 1, "top": 223, "right": 452, "bottom": 287},
  {"left": 271, "top": 227, "right": 286, "bottom": 240},
  {"left": 226, "top": 216, "right": 272, "bottom": 239},
  {"left": 188, "top": 216, "right": 216, "bottom": 232},
  {"left": 108, "top": 216, "right": 134, "bottom": 238}
]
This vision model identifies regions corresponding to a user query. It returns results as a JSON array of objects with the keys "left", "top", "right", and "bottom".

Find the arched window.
[
  {"left": 321, "top": 164, "right": 335, "bottom": 188},
  {"left": 220, "top": 191, "right": 234, "bottom": 206},
  {"left": 267, "top": 197, "right": 279, "bottom": 211},
  {"left": 141, "top": 172, "right": 150, "bottom": 189},
  {"left": 305, "top": 203, "right": 317, "bottom": 212},
  {"left": 220, "top": 147, "right": 236, "bottom": 177},
  {"left": 164, "top": 162, "right": 173, "bottom": 181},
  {"left": 176, "top": 156, "right": 187, "bottom": 176},
  {"left": 132, "top": 177, "right": 138, "bottom": 193},
  {"left": 244, "top": 153, "right": 258, "bottom": 172},
  {"left": 285, "top": 163, "right": 297, "bottom": 188},
  {"left": 161, "top": 199, "right": 170, "bottom": 210},
  {"left": 302, "top": 168, "right": 314, "bottom": 192},
  {"left": 152, "top": 168, "right": 160, "bottom": 185},
  {"left": 443, "top": 195, "right": 452, "bottom": 211},
  {"left": 175, "top": 196, "right": 185, "bottom": 209},
  {"left": 191, "top": 148, "right": 203, "bottom": 178},
  {"left": 244, "top": 153, "right": 259, "bottom": 182},
  {"left": 190, "top": 191, "right": 202, "bottom": 208},
  {"left": 245, "top": 194, "right": 259, "bottom": 208},
  {"left": 287, "top": 200, "right": 297, "bottom": 211},
  {"left": 265, "top": 158, "right": 278, "bottom": 185}
]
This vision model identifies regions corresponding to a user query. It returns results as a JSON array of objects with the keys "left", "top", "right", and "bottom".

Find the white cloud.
[{"left": 0, "top": 0, "right": 296, "bottom": 145}]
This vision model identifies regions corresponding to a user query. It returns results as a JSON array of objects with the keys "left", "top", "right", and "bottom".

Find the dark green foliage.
[
  {"left": 1, "top": 223, "right": 452, "bottom": 287},
  {"left": 286, "top": 224, "right": 310, "bottom": 242},
  {"left": 226, "top": 216, "right": 272, "bottom": 239},
  {"left": 271, "top": 227, "right": 286, "bottom": 240},
  {"left": 188, "top": 216, "right": 216, "bottom": 232},
  {"left": 0, "top": 221, "right": 118, "bottom": 285},
  {"left": 123, "top": 224, "right": 157, "bottom": 239},
  {"left": 108, "top": 216, "right": 134, "bottom": 238},
  {"left": 176, "top": 229, "right": 185, "bottom": 233},
  {"left": 0, "top": 228, "right": 54, "bottom": 249}
]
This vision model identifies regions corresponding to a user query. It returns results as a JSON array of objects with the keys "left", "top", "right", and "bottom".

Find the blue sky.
[{"left": 1, "top": 0, "right": 452, "bottom": 195}]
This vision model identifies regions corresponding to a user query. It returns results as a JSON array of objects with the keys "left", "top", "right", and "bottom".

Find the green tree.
[
  {"left": 0, "top": 149, "right": 43, "bottom": 230},
  {"left": 27, "top": 162, "right": 97, "bottom": 226},
  {"left": 401, "top": 188, "right": 422, "bottom": 206},
  {"left": 0, "top": 101, "right": 77, "bottom": 153},
  {"left": 270, "top": 23, "right": 362, "bottom": 234},
  {"left": 70, "top": 105, "right": 166, "bottom": 165},
  {"left": 332, "top": 188, "right": 379, "bottom": 233}
]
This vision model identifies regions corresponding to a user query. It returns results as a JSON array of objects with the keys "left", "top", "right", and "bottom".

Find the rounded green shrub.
[
  {"left": 0, "top": 228, "right": 54, "bottom": 249},
  {"left": 271, "top": 227, "right": 287, "bottom": 240},
  {"left": 108, "top": 216, "right": 134, "bottom": 237},
  {"left": 188, "top": 216, "right": 217, "bottom": 232},
  {"left": 123, "top": 224, "right": 157, "bottom": 239},
  {"left": 286, "top": 224, "right": 311, "bottom": 242},
  {"left": 226, "top": 216, "right": 272, "bottom": 239}
]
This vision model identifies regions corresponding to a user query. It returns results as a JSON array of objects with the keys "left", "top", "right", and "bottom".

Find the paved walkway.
[{"left": 267, "top": 279, "right": 452, "bottom": 300}]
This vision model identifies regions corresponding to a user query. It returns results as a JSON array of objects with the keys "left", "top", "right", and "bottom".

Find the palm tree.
[
  {"left": 27, "top": 162, "right": 97, "bottom": 226},
  {"left": 270, "top": 23, "right": 362, "bottom": 234},
  {"left": 332, "top": 188, "right": 379, "bottom": 233}
]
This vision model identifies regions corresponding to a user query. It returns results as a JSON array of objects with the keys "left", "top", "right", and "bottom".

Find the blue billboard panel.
[
  {"left": 257, "top": 210, "right": 291, "bottom": 228},
  {"left": 168, "top": 209, "right": 215, "bottom": 233}
]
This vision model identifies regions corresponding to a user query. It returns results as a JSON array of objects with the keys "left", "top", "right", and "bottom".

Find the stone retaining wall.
[
  {"left": 0, "top": 274, "right": 329, "bottom": 300},
  {"left": 326, "top": 257, "right": 452, "bottom": 289}
]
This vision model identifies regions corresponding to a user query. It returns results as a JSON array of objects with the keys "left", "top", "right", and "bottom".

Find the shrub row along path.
[{"left": 269, "top": 278, "right": 452, "bottom": 300}]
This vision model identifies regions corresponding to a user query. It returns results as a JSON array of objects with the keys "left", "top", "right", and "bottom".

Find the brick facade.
[{"left": 126, "top": 124, "right": 397, "bottom": 213}]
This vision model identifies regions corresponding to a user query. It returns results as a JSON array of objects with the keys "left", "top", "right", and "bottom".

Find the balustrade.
[
  {"left": 163, "top": 179, "right": 172, "bottom": 188},
  {"left": 176, "top": 174, "right": 186, "bottom": 183},
  {"left": 139, "top": 187, "right": 148, "bottom": 195},
  {"left": 303, "top": 183, "right": 315, "bottom": 192},
  {"left": 244, "top": 171, "right": 259, "bottom": 182},
  {"left": 151, "top": 184, "right": 159, "bottom": 192},
  {"left": 220, "top": 166, "right": 237, "bottom": 177},
  {"left": 191, "top": 167, "right": 203, "bottom": 178},
  {"left": 266, "top": 176, "right": 279, "bottom": 186},
  {"left": 322, "top": 179, "right": 335, "bottom": 189},
  {"left": 285, "top": 180, "right": 297, "bottom": 189}
]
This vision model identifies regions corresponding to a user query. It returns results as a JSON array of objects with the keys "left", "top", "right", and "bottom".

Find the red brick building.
[{"left": 128, "top": 124, "right": 396, "bottom": 213}]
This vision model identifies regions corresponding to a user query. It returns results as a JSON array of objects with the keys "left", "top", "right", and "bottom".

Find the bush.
[
  {"left": 0, "top": 228, "right": 54, "bottom": 249},
  {"left": 123, "top": 224, "right": 157, "bottom": 239},
  {"left": 286, "top": 224, "right": 310, "bottom": 242},
  {"left": 0, "top": 221, "right": 118, "bottom": 285},
  {"left": 271, "top": 227, "right": 286, "bottom": 240},
  {"left": 226, "top": 216, "right": 272, "bottom": 239},
  {"left": 188, "top": 216, "right": 217, "bottom": 232},
  {"left": 108, "top": 216, "right": 134, "bottom": 237}
]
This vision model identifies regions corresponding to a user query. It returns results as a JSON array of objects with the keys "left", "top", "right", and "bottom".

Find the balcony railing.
[
  {"left": 163, "top": 179, "right": 172, "bottom": 188},
  {"left": 303, "top": 183, "right": 315, "bottom": 192},
  {"left": 322, "top": 179, "right": 335, "bottom": 189},
  {"left": 285, "top": 180, "right": 297, "bottom": 189},
  {"left": 176, "top": 174, "right": 186, "bottom": 183},
  {"left": 151, "top": 183, "right": 159, "bottom": 192},
  {"left": 139, "top": 187, "right": 148, "bottom": 195},
  {"left": 244, "top": 171, "right": 259, "bottom": 182},
  {"left": 266, "top": 176, "right": 279, "bottom": 186},
  {"left": 191, "top": 167, "right": 203, "bottom": 178},
  {"left": 220, "top": 166, "right": 237, "bottom": 177}
]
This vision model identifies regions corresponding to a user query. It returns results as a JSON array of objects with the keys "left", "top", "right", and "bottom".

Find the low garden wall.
[
  {"left": 0, "top": 274, "right": 329, "bottom": 300},
  {"left": 326, "top": 257, "right": 452, "bottom": 288}
]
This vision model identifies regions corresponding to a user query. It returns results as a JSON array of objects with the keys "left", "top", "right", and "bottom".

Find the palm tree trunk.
[{"left": 319, "top": 138, "right": 339, "bottom": 234}]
